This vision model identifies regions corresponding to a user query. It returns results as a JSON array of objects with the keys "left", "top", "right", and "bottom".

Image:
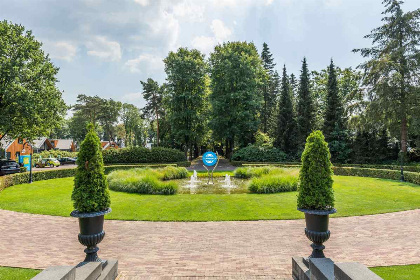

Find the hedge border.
[
  {"left": 232, "top": 161, "right": 420, "bottom": 172},
  {"left": 0, "top": 162, "right": 190, "bottom": 191},
  {"left": 332, "top": 167, "right": 420, "bottom": 185}
]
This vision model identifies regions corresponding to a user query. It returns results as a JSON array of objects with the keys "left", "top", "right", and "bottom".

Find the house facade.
[
  {"left": 49, "top": 139, "right": 76, "bottom": 152},
  {"left": 101, "top": 141, "right": 119, "bottom": 150},
  {"left": 0, "top": 136, "right": 33, "bottom": 160}
]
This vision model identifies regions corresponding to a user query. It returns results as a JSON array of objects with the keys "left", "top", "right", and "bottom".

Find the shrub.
[
  {"left": 161, "top": 166, "right": 188, "bottom": 180},
  {"left": 71, "top": 124, "right": 111, "bottom": 213},
  {"left": 249, "top": 175, "right": 298, "bottom": 193},
  {"left": 107, "top": 168, "right": 178, "bottom": 195},
  {"left": 231, "top": 145, "right": 288, "bottom": 162},
  {"left": 102, "top": 147, "right": 186, "bottom": 164},
  {"left": 33, "top": 150, "right": 77, "bottom": 159},
  {"left": 234, "top": 166, "right": 271, "bottom": 179},
  {"left": 298, "top": 130, "right": 334, "bottom": 210}
]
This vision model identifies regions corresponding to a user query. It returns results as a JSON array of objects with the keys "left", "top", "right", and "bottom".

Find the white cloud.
[
  {"left": 323, "top": 0, "right": 342, "bottom": 7},
  {"left": 43, "top": 41, "right": 77, "bottom": 62},
  {"left": 192, "top": 36, "right": 216, "bottom": 53},
  {"left": 86, "top": 36, "right": 122, "bottom": 61},
  {"left": 172, "top": 1, "right": 205, "bottom": 22},
  {"left": 265, "top": 0, "right": 274, "bottom": 5},
  {"left": 133, "top": 0, "right": 149, "bottom": 6},
  {"left": 124, "top": 54, "right": 164, "bottom": 74},
  {"left": 122, "top": 92, "right": 141, "bottom": 102},
  {"left": 214, "top": 0, "right": 274, "bottom": 7},
  {"left": 211, "top": 19, "right": 232, "bottom": 42}
]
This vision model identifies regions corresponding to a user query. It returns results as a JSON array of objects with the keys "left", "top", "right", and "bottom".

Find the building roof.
[
  {"left": 52, "top": 139, "right": 74, "bottom": 150},
  {"left": 0, "top": 136, "right": 15, "bottom": 150},
  {"left": 32, "top": 137, "right": 48, "bottom": 149}
]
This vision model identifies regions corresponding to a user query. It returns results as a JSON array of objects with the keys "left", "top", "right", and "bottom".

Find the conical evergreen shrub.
[
  {"left": 72, "top": 123, "right": 111, "bottom": 212},
  {"left": 297, "top": 130, "right": 334, "bottom": 210}
]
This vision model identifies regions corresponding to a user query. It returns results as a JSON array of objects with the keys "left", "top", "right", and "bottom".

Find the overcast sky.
[{"left": 1, "top": 0, "right": 418, "bottom": 110}]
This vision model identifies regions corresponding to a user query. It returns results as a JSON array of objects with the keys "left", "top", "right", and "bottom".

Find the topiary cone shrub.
[
  {"left": 72, "top": 123, "right": 111, "bottom": 213},
  {"left": 298, "top": 130, "right": 334, "bottom": 210}
]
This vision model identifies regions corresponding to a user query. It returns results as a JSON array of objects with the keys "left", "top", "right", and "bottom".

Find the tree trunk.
[
  {"left": 401, "top": 114, "right": 407, "bottom": 153},
  {"left": 155, "top": 111, "right": 160, "bottom": 147}
]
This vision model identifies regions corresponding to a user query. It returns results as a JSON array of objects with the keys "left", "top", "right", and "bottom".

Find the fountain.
[{"left": 223, "top": 174, "right": 231, "bottom": 187}]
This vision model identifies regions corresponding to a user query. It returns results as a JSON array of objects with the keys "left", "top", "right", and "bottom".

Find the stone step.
[
  {"left": 334, "top": 263, "right": 383, "bottom": 280},
  {"left": 75, "top": 262, "right": 102, "bottom": 280},
  {"left": 32, "top": 266, "right": 76, "bottom": 280},
  {"left": 98, "top": 260, "right": 118, "bottom": 280}
]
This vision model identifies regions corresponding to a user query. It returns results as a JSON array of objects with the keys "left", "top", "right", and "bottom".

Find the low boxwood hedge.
[
  {"left": 332, "top": 167, "right": 420, "bottom": 185},
  {"left": 102, "top": 147, "right": 186, "bottom": 164}
]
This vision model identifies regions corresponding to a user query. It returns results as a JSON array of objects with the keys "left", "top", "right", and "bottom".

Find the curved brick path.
[{"left": 0, "top": 209, "right": 419, "bottom": 279}]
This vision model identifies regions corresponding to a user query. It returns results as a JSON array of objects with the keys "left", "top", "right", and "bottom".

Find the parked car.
[
  {"left": 58, "top": 157, "right": 76, "bottom": 165},
  {"left": 0, "top": 160, "right": 21, "bottom": 176},
  {"left": 34, "top": 158, "right": 60, "bottom": 168}
]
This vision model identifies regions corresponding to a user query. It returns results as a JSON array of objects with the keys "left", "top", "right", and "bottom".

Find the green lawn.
[
  {"left": 370, "top": 264, "right": 420, "bottom": 280},
  {"left": 0, "top": 266, "right": 40, "bottom": 280},
  {"left": 0, "top": 175, "right": 419, "bottom": 221}
]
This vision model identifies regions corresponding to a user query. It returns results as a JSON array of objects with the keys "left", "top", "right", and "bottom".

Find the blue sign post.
[
  {"left": 20, "top": 155, "right": 31, "bottom": 172},
  {"left": 202, "top": 151, "right": 219, "bottom": 184}
]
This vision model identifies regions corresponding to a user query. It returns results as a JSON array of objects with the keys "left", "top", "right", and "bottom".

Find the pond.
[{"left": 178, "top": 176, "right": 249, "bottom": 194}]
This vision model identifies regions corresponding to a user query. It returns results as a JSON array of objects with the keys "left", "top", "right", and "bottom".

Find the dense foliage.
[
  {"left": 209, "top": 41, "right": 265, "bottom": 158},
  {"left": 298, "top": 130, "right": 335, "bottom": 210},
  {"left": 33, "top": 150, "right": 78, "bottom": 159},
  {"left": 232, "top": 145, "right": 288, "bottom": 162},
  {"left": 102, "top": 147, "right": 186, "bottom": 164},
  {"left": 0, "top": 20, "right": 67, "bottom": 142},
  {"left": 164, "top": 48, "right": 208, "bottom": 159},
  {"left": 234, "top": 166, "right": 271, "bottom": 179},
  {"left": 71, "top": 124, "right": 111, "bottom": 213}
]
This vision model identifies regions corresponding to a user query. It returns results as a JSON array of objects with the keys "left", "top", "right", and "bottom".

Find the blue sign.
[
  {"left": 20, "top": 155, "right": 31, "bottom": 171},
  {"left": 203, "top": 151, "right": 217, "bottom": 166}
]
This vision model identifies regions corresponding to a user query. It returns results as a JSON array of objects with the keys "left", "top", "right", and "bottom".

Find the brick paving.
[{"left": 0, "top": 209, "right": 419, "bottom": 279}]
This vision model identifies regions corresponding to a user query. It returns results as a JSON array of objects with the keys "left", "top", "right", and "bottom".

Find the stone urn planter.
[
  {"left": 297, "top": 131, "right": 336, "bottom": 259},
  {"left": 71, "top": 208, "right": 111, "bottom": 267},
  {"left": 298, "top": 208, "right": 336, "bottom": 258}
]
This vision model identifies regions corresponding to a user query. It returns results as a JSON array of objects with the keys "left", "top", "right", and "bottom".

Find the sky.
[{"left": 1, "top": 0, "right": 418, "bottom": 110}]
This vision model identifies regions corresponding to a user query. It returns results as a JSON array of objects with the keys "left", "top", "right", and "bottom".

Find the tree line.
[{"left": 1, "top": 0, "right": 419, "bottom": 163}]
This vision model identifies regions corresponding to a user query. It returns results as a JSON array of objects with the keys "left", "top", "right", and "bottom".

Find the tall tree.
[
  {"left": 260, "top": 42, "right": 276, "bottom": 133},
  {"left": 121, "top": 103, "right": 143, "bottom": 147},
  {"left": 99, "top": 98, "right": 122, "bottom": 142},
  {"left": 353, "top": 0, "right": 420, "bottom": 154},
  {"left": 164, "top": 47, "right": 207, "bottom": 159},
  {"left": 73, "top": 94, "right": 104, "bottom": 123},
  {"left": 209, "top": 41, "right": 265, "bottom": 158},
  {"left": 275, "top": 65, "right": 297, "bottom": 154},
  {"left": 323, "top": 60, "right": 350, "bottom": 162},
  {"left": 140, "top": 78, "right": 164, "bottom": 146},
  {"left": 0, "top": 20, "right": 67, "bottom": 142},
  {"left": 296, "top": 57, "right": 315, "bottom": 149}
]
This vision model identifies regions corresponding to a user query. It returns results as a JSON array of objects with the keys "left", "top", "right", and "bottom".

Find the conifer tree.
[
  {"left": 296, "top": 57, "right": 315, "bottom": 149},
  {"left": 260, "top": 42, "right": 277, "bottom": 134},
  {"left": 72, "top": 123, "right": 110, "bottom": 213},
  {"left": 323, "top": 59, "right": 350, "bottom": 162},
  {"left": 353, "top": 0, "right": 420, "bottom": 155},
  {"left": 275, "top": 65, "right": 297, "bottom": 154}
]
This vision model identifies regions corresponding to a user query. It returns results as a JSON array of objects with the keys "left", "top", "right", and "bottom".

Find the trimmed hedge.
[
  {"left": 234, "top": 166, "right": 271, "bottom": 179},
  {"left": 248, "top": 175, "right": 298, "bottom": 193},
  {"left": 102, "top": 147, "right": 186, "bottom": 164},
  {"left": 231, "top": 146, "right": 288, "bottom": 162},
  {"left": 0, "top": 163, "right": 188, "bottom": 191},
  {"left": 335, "top": 164, "right": 420, "bottom": 173},
  {"left": 332, "top": 167, "right": 420, "bottom": 185},
  {"left": 231, "top": 161, "right": 300, "bottom": 167}
]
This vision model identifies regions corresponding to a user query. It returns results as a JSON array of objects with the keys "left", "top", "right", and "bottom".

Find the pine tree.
[
  {"left": 260, "top": 42, "right": 277, "bottom": 134},
  {"left": 323, "top": 59, "right": 350, "bottom": 163},
  {"left": 72, "top": 123, "right": 110, "bottom": 213},
  {"left": 353, "top": 0, "right": 420, "bottom": 155},
  {"left": 296, "top": 57, "right": 315, "bottom": 149},
  {"left": 275, "top": 65, "right": 297, "bottom": 154}
]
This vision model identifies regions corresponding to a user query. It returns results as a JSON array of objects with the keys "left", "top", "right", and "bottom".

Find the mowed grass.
[
  {"left": 0, "top": 266, "right": 41, "bottom": 280},
  {"left": 0, "top": 173, "right": 419, "bottom": 221},
  {"left": 370, "top": 264, "right": 420, "bottom": 280}
]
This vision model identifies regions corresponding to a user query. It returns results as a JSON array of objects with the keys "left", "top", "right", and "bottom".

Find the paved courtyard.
[{"left": 0, "top": 209, "right": 419, "bottom": 279}]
